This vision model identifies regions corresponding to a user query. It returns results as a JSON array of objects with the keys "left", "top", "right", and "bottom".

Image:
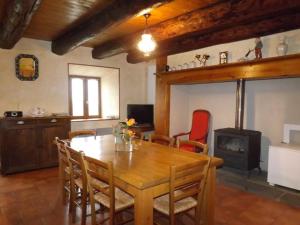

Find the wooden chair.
[
  {"left": 69, "top": 130, "right": 96, "bottom": 139},
  {"left": 177, "top": 140, "right": 208, "bottom": 155},
  {"left": 54, "top": 137, "right": 71, "bottom": 205},
  {"left": 65, "top": 147, "right": 110, "bottom": 225},
  {"left": 153, "top": 157, "right": 211, "bottom": 225},
  {"left": 65, "top": 146, "right": 89, "bottom": 225},
  {"left": 149, "top": 134, "right": 175, "bottom": 147},
  {"left": 83, "top": 156, "right": 134, "bottom": 225}
]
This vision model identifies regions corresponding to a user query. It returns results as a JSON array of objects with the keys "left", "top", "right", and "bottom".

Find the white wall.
[
  {"left": 146, "top": 60, "right": 156, "bottom": 104},
  {"left": 147, "top": 29, "right": 300, "bottom": 171},
  {"left": 0, "top": 38, "right": 148, "bottom": 130},
  {"left": 169, "top": 85, "right": 190, "bottom": 136}
]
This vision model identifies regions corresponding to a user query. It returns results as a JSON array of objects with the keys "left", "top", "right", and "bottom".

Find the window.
[
  {"left": 68, "top": 63, "right": 120, "bottom": 120},
  {"left": 69, "top": 75, "right": 101, "bottom": 119}
]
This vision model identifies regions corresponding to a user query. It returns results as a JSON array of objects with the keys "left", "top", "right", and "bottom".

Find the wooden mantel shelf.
[
  {"left": 157, "top": 53, "right": 300, "bottom": 85},
  {"left": 155, "top": 54, "right": 300, "bottom": 136}
]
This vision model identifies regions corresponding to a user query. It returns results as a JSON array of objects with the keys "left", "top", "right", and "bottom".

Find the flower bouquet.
[{"left": 113, "top": 118, "right": 136, "bottom": 151}]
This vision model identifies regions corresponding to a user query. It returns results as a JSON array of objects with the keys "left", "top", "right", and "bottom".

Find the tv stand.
[
  {"left": 130, "top": 124, "right": 154, "bottom": 139},
  {"left": 132, "top": 123, "right": 152, "bottom": 128},
  {"left": 132, "top": 124, "right": 154, "bottom": 131}
]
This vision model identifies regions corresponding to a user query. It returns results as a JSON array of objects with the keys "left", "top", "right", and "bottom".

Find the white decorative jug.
[
  {"left": 276, "top": 36, "right": 288, "bottom": 56},
  {"left": 30, "top": 107, "right": 47, "bottom": 117}
]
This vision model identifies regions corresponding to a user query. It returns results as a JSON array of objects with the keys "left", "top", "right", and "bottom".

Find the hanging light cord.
[{"left": 143, "top": 13, "right": 151, "bottom": 34}]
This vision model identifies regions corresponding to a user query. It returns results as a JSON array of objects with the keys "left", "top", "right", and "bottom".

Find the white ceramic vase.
[{"left": 276, "top": 36, "right": 288, "bottom": 56}]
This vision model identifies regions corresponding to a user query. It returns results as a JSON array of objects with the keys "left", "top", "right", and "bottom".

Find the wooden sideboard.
[{"left": 0, "top": 116, "right": 71, "bottom": 175}]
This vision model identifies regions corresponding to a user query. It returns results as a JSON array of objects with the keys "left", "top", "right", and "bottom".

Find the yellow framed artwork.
[{"left": 15, "top": 54, "right": 39, "bottom": 81}]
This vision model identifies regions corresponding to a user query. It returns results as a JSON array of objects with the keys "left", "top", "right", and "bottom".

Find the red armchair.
[{"left": 173, "top": 109, "right": 210, "bottom": 152}]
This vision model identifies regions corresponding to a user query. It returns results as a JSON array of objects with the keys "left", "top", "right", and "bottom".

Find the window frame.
[{"left": 68, "top": 75, "right": 101, "bottom": 119}]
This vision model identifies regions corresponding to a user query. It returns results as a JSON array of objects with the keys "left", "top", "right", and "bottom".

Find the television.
[{"left": 127, "top": 104, "right": 154, "bottom": 126}]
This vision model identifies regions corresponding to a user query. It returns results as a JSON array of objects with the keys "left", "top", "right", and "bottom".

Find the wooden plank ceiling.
[
  {"left": 0, "top": 0, "right": 299, "bottom": 63},
  {"left": 7, "top": 0, "right": 212, "bottom": 45}
]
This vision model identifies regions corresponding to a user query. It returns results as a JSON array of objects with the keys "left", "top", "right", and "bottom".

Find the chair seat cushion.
[
  {"left": 94, "top": 188, "right": 134, "bottom": 211},
  {"left": 154, "top": 191, "right": 197, "bottom": 215},
  {"left": 180, "top": 144, "right": 196, "bottom": 152}
]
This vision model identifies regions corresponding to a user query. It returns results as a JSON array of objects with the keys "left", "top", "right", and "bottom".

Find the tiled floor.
[
  {"left": 217, "top": 167, "right": 300, "bottom": 208},
  {"left": 0, "top": 168, "right": 299, "bottom": 225}
]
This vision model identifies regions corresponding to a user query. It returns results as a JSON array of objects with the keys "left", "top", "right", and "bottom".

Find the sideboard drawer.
[
  {"left": 37, "top": 117, "right": 69, "bottom": 126},
  {"left": 2, "top": 119, "right": 36, "bottom": 128}
]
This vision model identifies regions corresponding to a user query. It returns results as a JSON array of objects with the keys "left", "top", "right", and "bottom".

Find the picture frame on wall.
[{"left": 15, "top": 54, "right": 39, "bottom": 81}]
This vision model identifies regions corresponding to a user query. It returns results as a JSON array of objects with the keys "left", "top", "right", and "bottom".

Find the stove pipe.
[{"left": 235, "top": 79, "right": 245, "bottom": 130}]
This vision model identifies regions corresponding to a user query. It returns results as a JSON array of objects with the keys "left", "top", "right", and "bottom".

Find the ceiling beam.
[
  {"left": 0, "top": 0, "right": 42, "bottom": 49},
  {"left": 92, "top": 0, "right": 300, "bottom": 60},
  {"left": 126, "top": 12, "right": 300, "bottom": 63},
  {"left": 51, "top": 0, "right": 171, "bottom": 55}
]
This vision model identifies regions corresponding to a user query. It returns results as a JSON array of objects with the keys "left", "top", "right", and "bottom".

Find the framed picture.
[
  {"left": 219, "top": 51, "right": 228, "bottom": 64},
  {"left": 15, "top": 54, "right": 39, "bottom": 81}
]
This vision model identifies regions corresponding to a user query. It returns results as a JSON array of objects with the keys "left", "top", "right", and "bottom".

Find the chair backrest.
[
  {"left": 169, "top": 157, "right": 211, "bottom": 222},
  {"left": 177, "top": 140, "right": 208, "bottom": 154},
  {"left": 149, "top": 134, "right": 175, "bottom": 147},
  {"left": 83, "top": 156, "right": 115, "bottom": 223},
  {"left": 189, "top": 110, "right": 210, "bottom": 144},
  {"left": 54, "top": 137, "right": 69, "bottom": 165},
  {"left": 69, "top": 130, "right": 96, "bottom": 139},
  {"left": 65, "top": 146, "right": 87, "bottom": 187}
]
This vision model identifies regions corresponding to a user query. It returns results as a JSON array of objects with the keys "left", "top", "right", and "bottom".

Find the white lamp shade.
[{"left": 137, "top": 33, "right": 157, "bottom": 56}]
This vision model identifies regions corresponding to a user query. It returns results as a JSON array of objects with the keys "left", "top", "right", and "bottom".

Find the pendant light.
[{"left": 137, "top": 13, "right": 157, "bottom": 56}]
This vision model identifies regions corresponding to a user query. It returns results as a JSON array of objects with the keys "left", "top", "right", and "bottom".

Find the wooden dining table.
[{"left": 70, "top": 135, "right": 223, "bottom": 225}]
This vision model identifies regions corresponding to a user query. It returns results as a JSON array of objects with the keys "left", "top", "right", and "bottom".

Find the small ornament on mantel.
[
  {"left": 219, "top": 51, "right": 228, "bottom": 64},
  {"left": 195, "top": 54, "right": 210, "bottom": 66},
  {"left": 238, "top": 49, "right": 252, "bottom": 62},
  {"left": 254, "top": 37, "right": 263, "bottom": 59},
  {"left": 276, "top": 36, "right": 288, "bottom": 56},
  {"left": 165, "top": 65, "right": 170, "bottom": 72},
  {"left": 238, "top": 37, "right": 263, "bottom": 61}
]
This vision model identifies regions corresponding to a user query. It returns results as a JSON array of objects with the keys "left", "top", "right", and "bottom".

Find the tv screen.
[{"left": 127, "top": 104, "right": 154, "bottom": 126}]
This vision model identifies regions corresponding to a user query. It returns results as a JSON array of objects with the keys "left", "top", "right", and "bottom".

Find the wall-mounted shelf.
[{"left": 157, "top": 53, "right": 300, "bottom": 85}]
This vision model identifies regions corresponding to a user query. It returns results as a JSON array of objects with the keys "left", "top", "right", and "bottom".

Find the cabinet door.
[
  {"left": 39, "top": 124, "right": 69, "bottom": 167},
  {"left": 3, "top": 127, "right": 38, "bottom": 174}
]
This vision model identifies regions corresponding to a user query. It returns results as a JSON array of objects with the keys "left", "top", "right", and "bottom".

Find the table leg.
[
  {"left": 201, "top": 166, "right": 216, "bottom": 225},
  {"left": 134, "top": 188, "right": 154, "bottom": 225}
]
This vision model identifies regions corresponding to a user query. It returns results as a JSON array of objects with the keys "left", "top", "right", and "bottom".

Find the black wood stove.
[{"left": 214, "top": 79, "right": 261, "bottom": 173}]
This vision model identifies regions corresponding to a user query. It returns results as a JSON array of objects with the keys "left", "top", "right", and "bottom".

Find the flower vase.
[
  {"left": 114, "top": 136, "right": 124, "bottom": 151},
  {"left": 276, "top": 36, "right": 288, "bottom": 56},
  {"left": 115, "top": 136, "right": 123, "bottom": 144},
  {"left": 115, "top": 136, "right": 133, "bottom": 152},
  {"left": 124, "top": 138, "right": 133, "bottom": 152}
]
